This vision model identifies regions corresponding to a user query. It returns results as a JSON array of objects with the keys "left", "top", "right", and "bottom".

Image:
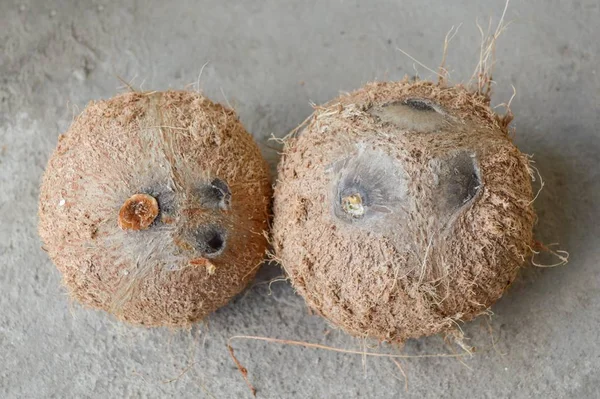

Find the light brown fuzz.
[
  {"left": 39, "top": 90, "right": 272, "bottom": 326},
  {"left": 273, "top": 79, "right": 535, "bottom": 343}
]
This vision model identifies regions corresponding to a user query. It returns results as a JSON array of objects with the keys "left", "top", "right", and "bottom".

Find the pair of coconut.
[{"left": 39, "top": 79, "right": 534, "bottom": 342}]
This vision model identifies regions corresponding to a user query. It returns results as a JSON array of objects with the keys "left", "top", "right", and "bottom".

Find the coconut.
[
  {"left": 273, "top": 79, "right": 535, "bottom": 342},
  {"left": 39, "top": 90, "right": 271, "bottom": 326}
]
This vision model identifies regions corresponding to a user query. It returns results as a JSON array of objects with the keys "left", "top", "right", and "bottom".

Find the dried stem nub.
[{"left": 118, "top": 193, "right": 159, "bottom": 231}]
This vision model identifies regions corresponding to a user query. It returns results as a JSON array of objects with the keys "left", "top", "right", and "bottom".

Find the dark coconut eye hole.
[
  {"left": 403, "top": 98, "right": 436, "bottom": 112},
  {"left": 194, "top": 225, "right": 227, "bottom": 257},
  {"left": 441, "top": 152, "right": 482, "bottom": 211},
  {"left": 199, "top": 178, "right": 231, "bottom": 210}
]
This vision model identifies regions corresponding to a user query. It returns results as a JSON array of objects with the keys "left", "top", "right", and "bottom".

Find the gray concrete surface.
[{"left": 1, "top": 0, "right": 599, "bottom": 398}]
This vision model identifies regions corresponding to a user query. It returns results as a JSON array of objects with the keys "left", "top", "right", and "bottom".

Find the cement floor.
[{"left": 1, "top": 1, "right": 598, "bottom": 398}]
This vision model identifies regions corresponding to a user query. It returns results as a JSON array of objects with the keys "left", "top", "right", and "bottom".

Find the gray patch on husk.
[
  {"left": 329, "top": 146, "right": 409, "bottom": 231},
  {"left": 369, "top": 98, "right": 453, "bottom": 132}
]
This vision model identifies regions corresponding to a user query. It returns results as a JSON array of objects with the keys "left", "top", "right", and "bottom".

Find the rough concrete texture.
[{"left": 0, "top": 0, "right": 598, "bottom": 398}]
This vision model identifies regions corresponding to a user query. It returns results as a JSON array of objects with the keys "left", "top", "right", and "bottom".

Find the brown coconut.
[
  {"left": 273, "top": 79, "right": 535, "bottom": 342},
  {"left": 39, "top": 90, "right": 271, "bottom": 326}
]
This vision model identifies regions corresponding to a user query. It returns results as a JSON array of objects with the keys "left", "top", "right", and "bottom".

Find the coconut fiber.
[
  {"left": 273, "top": 79, "right": 535, "bottom": 342},
  {"left": 39, "top": 91, "right": 271, "bottom": 326}
]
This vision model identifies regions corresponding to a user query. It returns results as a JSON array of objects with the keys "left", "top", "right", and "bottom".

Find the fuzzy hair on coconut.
[
  {"left": 39, "top": 90, "right": 272, "bottom": 326},
  {"left": 273, "top": 14, "right": 537, "bottom": 342}
]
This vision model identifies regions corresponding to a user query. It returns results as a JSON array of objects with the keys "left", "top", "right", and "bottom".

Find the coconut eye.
[
  {"left": 198, "top": 178, "right": 231, "bottom": 210},
  {"left": 369, "top": 98, "right": 449, "bottom": 132},
  {"left": 194, "top": 225, "right": 227, "bottom": 257},
  {"left": 446, "top": 152, "right": 481, "bottom": 206},
  {"left": 331, "top": 148, "right": 408, "bottom": 225},
  {"left": 433, "top": 151, "right": 481, "bottom": 213}
]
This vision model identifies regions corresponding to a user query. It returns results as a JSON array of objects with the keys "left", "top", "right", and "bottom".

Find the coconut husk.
[
  {"left": 39, "top": 90, "right": 272, "bottom": 326},
  {"left": 273, "top": 78, "right": 534, "bottom": 342}
]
